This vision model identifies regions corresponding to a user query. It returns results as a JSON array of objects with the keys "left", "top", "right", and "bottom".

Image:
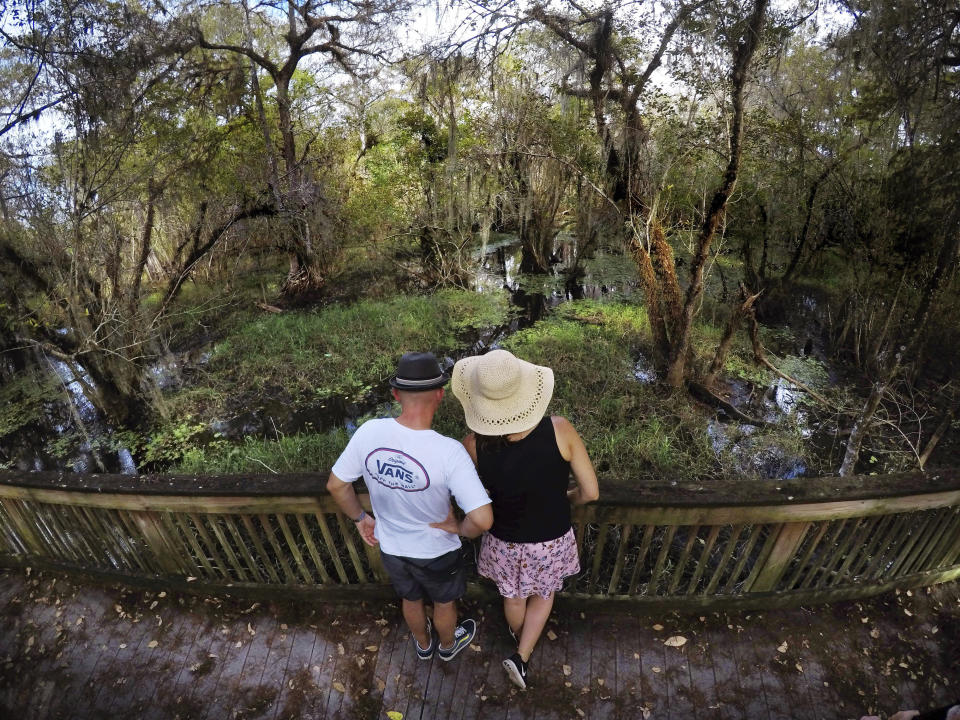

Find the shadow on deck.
[{"left": 1, "top": 567, "right": 957, "bottom": 720}]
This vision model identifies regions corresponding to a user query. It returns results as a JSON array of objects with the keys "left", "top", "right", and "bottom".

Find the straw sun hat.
[{"left": 451, "top": 349, "right": 554, "bottom": 436}]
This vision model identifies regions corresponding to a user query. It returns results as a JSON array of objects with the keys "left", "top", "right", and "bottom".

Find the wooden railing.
[{"left": 1, "top": 470, "right": 959, "bottom": 609}]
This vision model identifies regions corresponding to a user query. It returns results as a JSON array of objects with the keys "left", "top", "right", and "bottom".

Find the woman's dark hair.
[{"left": 475, "top": 434, "right": 510, "bottom": 453}]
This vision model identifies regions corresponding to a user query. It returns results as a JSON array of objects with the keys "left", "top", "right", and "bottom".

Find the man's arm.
[
  {"left": 326, "top": 472, "right": 377, "bottom": 547},
  {"left": 430, "top": 502, "right": 492, "bottom": 538}
]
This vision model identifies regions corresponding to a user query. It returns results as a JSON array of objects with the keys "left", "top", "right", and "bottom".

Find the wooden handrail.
[{"left": 1, "top": 470, "right": 959, "bottom": 610}]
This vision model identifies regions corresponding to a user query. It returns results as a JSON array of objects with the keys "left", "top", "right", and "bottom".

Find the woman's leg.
[
  {"left": 503, "top": 596, "right": 526, "bottom": 639},
  {"left": 517, "top": 592, "right": 554, "bottom": 662}
]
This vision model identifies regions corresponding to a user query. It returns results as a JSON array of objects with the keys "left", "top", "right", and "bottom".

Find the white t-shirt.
[{"left": 330, "top": 418, "right": 490, "bottom": 559}]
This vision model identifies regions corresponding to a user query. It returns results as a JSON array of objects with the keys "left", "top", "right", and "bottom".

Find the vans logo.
[{"left": 365, "top": 448, "right": 430, "bottom": 492}]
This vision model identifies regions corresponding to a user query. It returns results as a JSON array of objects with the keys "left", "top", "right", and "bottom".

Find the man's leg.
[
  {"left": 503, "top": 596, "right": 526, "bottom": 638},
  {"left": 402, "top": 598, "right": 431, "bottom": 650},
  {"left": 433, "top": 600, "right": 457, "bottom": 649}
]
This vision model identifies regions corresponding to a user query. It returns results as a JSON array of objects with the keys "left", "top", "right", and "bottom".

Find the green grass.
[
  {"left": 180, "top": 288, "right": 510, "bottom": 410},
  {"left": 495, "top": 300, "right": 716, "bottom": 483},
  {"left": 171, "top": 428, "right": 351, "bottom": 474}
]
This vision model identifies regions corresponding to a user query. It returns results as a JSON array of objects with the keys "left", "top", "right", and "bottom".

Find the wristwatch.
[{"left": 353, "top": 510, "right": 366, "bottom": 523}]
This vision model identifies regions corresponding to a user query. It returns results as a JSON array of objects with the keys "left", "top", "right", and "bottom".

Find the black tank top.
[{"left": 476, "top": 416, "right": 572, "bottom": 543}]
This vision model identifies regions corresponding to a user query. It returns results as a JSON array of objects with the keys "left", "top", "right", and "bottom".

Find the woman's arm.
[
  {"left": 462, "top": 433, "right": 478, "bottom": 464},
  {"left": 552, "top": 416, "right": 599, "bottom": 505}
]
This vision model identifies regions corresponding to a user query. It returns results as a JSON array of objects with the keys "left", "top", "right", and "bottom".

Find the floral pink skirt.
[{"left": 477, "top": 527, "right": 580, "bottom": 599}]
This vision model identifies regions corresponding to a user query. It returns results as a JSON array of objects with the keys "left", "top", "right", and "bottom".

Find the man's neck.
[{"left": 395, "top": 410, "right": 435, "bottom": 431}]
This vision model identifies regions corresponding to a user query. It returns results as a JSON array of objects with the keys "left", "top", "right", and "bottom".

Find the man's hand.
[
  {"left": 356, "top": 514, "right": 378, "bottom": 547},
  {"left": 429, "top": 506, "right": 460, "bottom": 535}
]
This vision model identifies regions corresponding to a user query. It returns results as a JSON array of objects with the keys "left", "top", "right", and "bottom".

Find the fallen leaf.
[
  {"left": 563, "top": 665, "right": 572, "bottom": 676},
  {"left": 634, "top": 653, "right": 640, "bottom": 659},
  {"left": 547, "top": 630, "right": 558, "bottom": 641},
  {"left": 652, "top": 624, "right": 664, "bottom": 631},
  {"left": 470, "top": 644, "right": 481, "bottom": 652},
  {"left": 148, "top": 640, "right": 159, "bottom": 649},
  {"left": 904, "top": 609, "right": 913, "bottom": 617},
  {"left": 664, "top": 636, "right": 687, "bottom": 648},
  {"left": 333, "top": 681, "right": 346, "bottom": 693},
  {"left": 376, "top": 679, "right": 386, "bottom": 692},
  {"left": 870, "top": 628, "right": 880, "bottom": 639},
  {"left": 338, "top": 643, "right": 345, "bottom": 656},
  {"left": 576, "top": 709, "right": 585, "bottom": 717},
  {"left": 247, "top": 623, "right": 255, "bottom": 636},
  {"left": 777, "top": 642, "right": 788, "bottom": 653},
  {"left": 652, "top": 666, "right": 662, "bottom": 673},
  {"left": 365, "top": 645, "right": 379, "bottom": 653},
  {"left": 186, "top": 577, "right": 197, "bottom": 582},
  {"left": 386, "top": 712, "right": 403, "bottom": 720},
  {"left": 119, "top": 643, "right": 127, "bottom": 649},
  {"left": 597, "top": 678, "right": 605, "bottom": 686},
  {"left": 795, "top": 663, "right": 803, "bottom": 673}
]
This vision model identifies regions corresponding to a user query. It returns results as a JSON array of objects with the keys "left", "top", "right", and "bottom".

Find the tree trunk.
[
  {"left": 665, "top": 0, "right": 769, "bottom": 387},
  {"left": 704, "top": 284, "right": 761, "bottom": 388}
]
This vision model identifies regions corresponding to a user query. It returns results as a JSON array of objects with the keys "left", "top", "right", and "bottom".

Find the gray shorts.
[{"left": 380, "top": 548, "right": 466, "bottom": 603}]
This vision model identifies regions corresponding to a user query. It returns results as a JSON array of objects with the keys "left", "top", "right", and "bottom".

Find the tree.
[{"left": 188, "top": 0, "right": 414, "bottom": 296}]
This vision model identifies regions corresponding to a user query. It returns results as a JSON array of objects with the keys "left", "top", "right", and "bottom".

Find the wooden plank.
[
  {"left": 627, "top": 524, "right": 656, "bottom": 595},
  {"left": 240, "top": 514, "right": 283, "bottom": 584},
  {"left": 295, "top": 513, "right": 332, "bottom": 584},
  {"left": 722, "top": 524, "right": 765, "bottom": 594},
  {"left": 258, "top": 514, "right": 298, "bottom": 584},
  {"left": 223, "top": 513, "right": 267, "bottom": 583},
  {"left": 707, "top": 614, "right": 744, "bottom": 719},
  {"left": 589, "top": 523, "right": 611, "bottom": 587},
  {"left": 685, "top": 626, "right": 722, "bottom": 719},
  {"left": 270, "top": 624, "right": 317, "bottom": 720},
  {"left": 589, "top": 614, "right": 619, "bottom": 720},
  {"left": 207, "top": 513, "right": 250, "bottom": 582},
  {"left": 275, "top": 514, "right": 314, "bottom": 584},
  {"left": 704, "top": 525, "right": 744, "bottom": 596},
  {"left": 607, "top": 523, "right": 633, "bottom": 595},
  {"left": 798, "top": 518, "right": 849, "bottom": 590},
  {"left": 196, "top": 617, "right": 256, "bottom": 720},
  {"left": 650, "top": 525, "right": 678, "bottom": 595},
  {"left": 379, "top": 619, "right": 415, "bottom": 719},
  {"left": 661, "top": 620, "right": 697, "bottom": 720},
  {"left": 668, "top": 526, "right": 700, "bottom": 595},
  {"left": 782, "top": 521, "right": 831, "bottom": 590},
  {"left": 186, "top": 512, "right": 233, "bottom": 580},
  {"left": 335, "top": 513, "right": 368, "bottom": 582},
  {"left": 314, "top": 512, "right": 350, "bottom": 583},
  {"left": 686, "top": 525, "right": 721, "bottom": 595},
  {"left": 638, "top": 621, "right": 670, "bottom": 718},
  {"left": 728, "top": 616, "right": 772, "bottom": 720},
  {"left": 749, "top": 522, "right": 811, "bottom": 592}
]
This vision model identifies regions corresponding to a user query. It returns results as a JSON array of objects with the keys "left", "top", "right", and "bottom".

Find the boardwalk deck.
[{"left": 1, "top": 567, "right": 957, "bottom": 720}]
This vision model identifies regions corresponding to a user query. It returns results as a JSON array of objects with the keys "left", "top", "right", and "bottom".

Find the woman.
[{"left": 450, "top": 348, "right": 599, "bottom": 690}]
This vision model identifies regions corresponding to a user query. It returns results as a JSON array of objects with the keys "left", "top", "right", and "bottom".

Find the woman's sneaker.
[
  {"left": 437, "top": 618, "right": 476, "bottom": 661},
  {"left": 415, "top": 618, "right": 435, "bottom": 660},
  {"left": 503, "top": 652, "right": 528, "bottom": 690}
]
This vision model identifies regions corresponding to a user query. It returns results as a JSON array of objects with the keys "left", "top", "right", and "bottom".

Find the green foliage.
[
  {"left": 140, "top": 419, "right": 208, "bottom": 466},
  {"left": 196, "top": 289, "right": 510, "bottom": 405},
  {"left": 171, "top": 429, "right": 350, "bottom": 475},
  {"left": 499, "top": 301, "right": 715, "bottom": 482},
  {"left": 0, "top": 371, "right": 59, "bottom": 437}
]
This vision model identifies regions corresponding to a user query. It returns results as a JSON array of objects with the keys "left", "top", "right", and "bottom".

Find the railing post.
[
  {"left": 129, "top": 510, "right": 185, "bottom": 576},
  {"left": 748, "top": 522, "right": 811, "bottom": 593}
]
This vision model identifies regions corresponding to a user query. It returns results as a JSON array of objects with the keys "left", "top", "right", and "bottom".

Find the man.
[{"left": 327, "top": 351, "right": 493, "bottom": 661}]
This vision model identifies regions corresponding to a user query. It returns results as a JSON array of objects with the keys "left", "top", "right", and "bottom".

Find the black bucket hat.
[{"left": 389, "top": 352, "right": 449, "bottom": 391}]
